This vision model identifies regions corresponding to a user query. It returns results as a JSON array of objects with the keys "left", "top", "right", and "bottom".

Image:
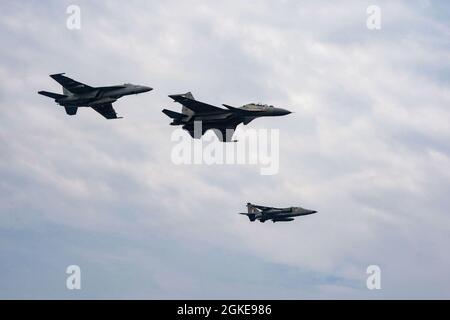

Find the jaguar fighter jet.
[{"left": 240, "top": 203, "right": 317, "bottom": 223}]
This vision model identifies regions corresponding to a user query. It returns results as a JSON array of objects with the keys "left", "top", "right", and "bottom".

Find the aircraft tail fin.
[
  {"left": 182, "top": 106, "right": 194, "bottom": 117},
  {"left": 181, "top": 93, "right": 194, "bottom": 116},
  {"left": 183, "top": 92, "right": 195, "bottom": 100},
  {"left": 38, "top": 91, "right": 67, "bottom": 100},
  {"left": 168, "top": 92, "right": 196, "bottom": 116},
  {"left": 64, "top": 106, "right": 78, "bottom": 115},
  {"left": 179, "top": 92, "right": 195, "bottom": 115},
  {"left": 62, "top": 87, "right": 72, "bottom": 96},
  {"left": 247, "top": 203, "right": 259, "bottom": 214}
]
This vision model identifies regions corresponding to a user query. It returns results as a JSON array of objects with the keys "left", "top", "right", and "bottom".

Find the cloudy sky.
[{"left": 0, "top": 0, "right": 449, "bottom": 299}]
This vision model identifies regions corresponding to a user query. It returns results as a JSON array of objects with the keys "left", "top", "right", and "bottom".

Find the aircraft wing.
[
  {"left": 91, "top": 103, "right": 121, "bottom": 119},
  {"left": 171, "top": 95, "right": 224, "bottom": 114},
  {"left": 50, "top": 73, "right": 94, "bottom": 94}
]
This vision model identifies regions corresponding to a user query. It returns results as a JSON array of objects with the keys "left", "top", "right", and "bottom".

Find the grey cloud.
[{"left": 0, "top": 0, "right": 449, "bottom": 298}]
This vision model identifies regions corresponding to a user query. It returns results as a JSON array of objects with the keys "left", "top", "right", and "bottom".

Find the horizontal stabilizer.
[
  {"left": 239, "top": 212, "right": 256, "bottom": 222},
  {"left": 38, "top": 91, "right": 67, "bottom": 100},
  {"left": 162, "top": 109, "right": 184, "bottom": 119}
]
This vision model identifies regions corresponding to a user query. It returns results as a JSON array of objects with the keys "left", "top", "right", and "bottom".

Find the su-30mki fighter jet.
[
  {"left": 240, "top": 203, "right": 317, "bottom": 223},
  {"left": 162, "top": 92, "right": 291, "bottom": 142},
  {"left": 38, "top": 73, "right": 152, "bottom": 119}
]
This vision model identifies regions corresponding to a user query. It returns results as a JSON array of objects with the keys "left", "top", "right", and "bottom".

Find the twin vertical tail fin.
[
  {"left": 181, "top": 92, "right": 195, "bottom": 117},
  {"left": 38, "top": 86, "right": 76, "bottom": 115},
  {"left": 62, "top": 87, "right": 72, "bottom": 96},
  {"left": 182, "top": 92, "right": 195, "bottom": 100},
  {"left": 167, "top": 92, "right": 195, "bottom": 121}
]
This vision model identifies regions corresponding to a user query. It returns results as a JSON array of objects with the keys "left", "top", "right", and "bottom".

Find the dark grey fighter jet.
[
  {"left": 240, "top": 203, "right": 317, "bottom": 223},
  {"left": 38, "top": 73, "right": 152, "bottom": 119},
  {"left": 162, "top": 92, "right": 291, "bottom": 142}
]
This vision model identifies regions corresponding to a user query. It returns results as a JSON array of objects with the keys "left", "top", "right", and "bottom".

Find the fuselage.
[
  {"left": 56, "top": 84, "right": 151, "bottom": 107},
  {"left": 259, "top": 207, "right": 317, "bottom": 221},
  {"left": 243, "top": 205, "right": 317, "bottom": 223},
  {"left": 173, "top": 103, "right": 291, "bottom": 128}
]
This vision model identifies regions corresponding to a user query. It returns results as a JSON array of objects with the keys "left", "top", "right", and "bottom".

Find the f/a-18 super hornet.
[
  {"left": 162, "top": 92, "right": 291, "bottom": 142},
  {"left": 240, "top": 203, "right": 317, "bottom": 223},
  {"left": 38, "top": 73, "right": 152, "bottom": 119}
]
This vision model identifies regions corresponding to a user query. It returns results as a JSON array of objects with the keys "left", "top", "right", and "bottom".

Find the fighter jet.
[
  {"left": 162, "top": 92, "right": 291, "bottom": 142},
  {"left": 240, "top": 203, "right": 317, "bottom": 223},
  {"left": 38, "top": 73, "right": 152, "bottom": 119}
]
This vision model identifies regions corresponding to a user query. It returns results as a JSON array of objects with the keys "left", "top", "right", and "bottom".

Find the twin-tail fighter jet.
[
  {"left": 162, "top": 92, "right": 291, "bottom": 142},
  {"left": 38, "top": 73, "right": 152, "bottom": 119}
]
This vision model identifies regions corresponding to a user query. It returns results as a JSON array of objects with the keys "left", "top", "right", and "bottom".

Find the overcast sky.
[{"left": 0, "top": 0, "right": 449, "bottom": 299}]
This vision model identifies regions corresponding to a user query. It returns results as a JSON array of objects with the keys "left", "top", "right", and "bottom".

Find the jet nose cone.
[
  {"left": 141, "top": 86, "right": 153, "bottom": 92},
  {"left": 273, "top": 108, "right": 292, "bottom": 116},
  {"left": 300, "top": 209, "right": 317, "bottom": 215}
]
